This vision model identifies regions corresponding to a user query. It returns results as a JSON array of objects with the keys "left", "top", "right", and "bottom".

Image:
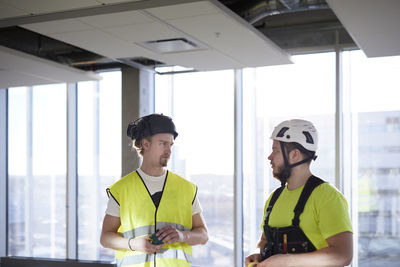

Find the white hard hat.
[{"left": 270, "top": 119, "right": 318, "bottom": 152}]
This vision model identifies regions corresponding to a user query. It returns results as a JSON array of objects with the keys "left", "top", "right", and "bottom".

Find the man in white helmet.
[{"left": 245, "top": 119, "right": 353, "bottom": 267}]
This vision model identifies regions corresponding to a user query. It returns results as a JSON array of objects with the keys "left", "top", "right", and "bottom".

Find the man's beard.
[
  {"left": 159, "top": 155, "right": 169, "bottom": 167},
  {"left": 273, "top": 164, "right": 291, "bottom": 185}
]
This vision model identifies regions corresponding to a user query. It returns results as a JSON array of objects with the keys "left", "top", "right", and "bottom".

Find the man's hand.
[
  {"left": 131, "top": 236, "right": 164, "bottom": 254},
  {"left": 245, "top": 253, "right": 261, "bottom": 266},
  {"left": 156, "top": 226, "right": 186, "bottom": 244}
]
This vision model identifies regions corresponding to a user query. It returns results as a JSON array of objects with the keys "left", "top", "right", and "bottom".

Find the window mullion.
[
  {"left": 67, "top": 83, "right": 78, "bottom": 259},
  {"left": 0, "top": 89, "right": 8, "bottom": 257},
  {"left": 234, "top": 69, "right": 244, "bottom": 267},
  {"left": 25, "top": 86, "right": 33, "bottom": 256},
  {"left": 335, "top": 37, "right": 344, "bottom": 191}
]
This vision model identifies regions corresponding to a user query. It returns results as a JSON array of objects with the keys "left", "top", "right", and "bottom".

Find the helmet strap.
[
  {"left": 279, "top": 142, "right": 291, "bottom": 186},
  {"left": 278, "top": 141, "right": 316, "bottom": 186},
  {"left": 287, "top": 158, "right": 312, "bottom": 168},
  {"left": 280, "top": 141, "right": 290, "bottom": 169}
]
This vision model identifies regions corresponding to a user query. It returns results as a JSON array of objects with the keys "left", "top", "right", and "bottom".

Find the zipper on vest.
[
  {"left": 155, "top": 171, "right": 169, "bottom": 267},
  {"left": 136, "top": 170, "right": 169, "bottom": 267},
  {"left": 154, "top": 209, "right": 157, "bottom": 267}
]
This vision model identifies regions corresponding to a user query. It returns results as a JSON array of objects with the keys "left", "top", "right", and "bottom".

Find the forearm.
[
  {"left": 284, "top": 232, "right": 353, "bottom": 267},
  {"left": 182, "top": 226, "right": 208, "bottom": 245},
  {"left": 262, "top": 245, "right": 352, "bottom": 267},
  {"left": 100, "top": 231, "right": 130, "bottom": 251},
  {"left": 255, "top": 233, "right": 266, "bottom": 252},
  {"left": 257, "top": 239, "right": 266, "bottom": 251},
  {"left": 286, "top": 246, "right": 352, "bottom": 267}
]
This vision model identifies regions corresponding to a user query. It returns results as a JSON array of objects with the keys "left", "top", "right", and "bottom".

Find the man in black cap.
[{"left": 100, "top": 113, "right": 208, "bottom": 267}]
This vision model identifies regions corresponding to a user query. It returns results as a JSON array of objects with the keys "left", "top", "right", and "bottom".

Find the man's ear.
[
  {"left": 289, "top": 148, "right": 302, "bottom": 161},
  {"left": 142, "top": 138, "right": 150, "bottom": 150}
]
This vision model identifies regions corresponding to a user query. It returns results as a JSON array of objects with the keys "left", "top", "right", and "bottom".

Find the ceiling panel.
[
  {"left": 0, "top": 3, "right": 29, "bottom": 19},
  {"left": 157, "top": 2, "right": 291, "bottom": 66},
  {"left": 326, "top": 0, "right": 400, "bottom": 57},
  {"left": 48, "top": 28, "right": 162, "bottom": 60},
  {"left": 23, "top": 19, "right": 93, "bottom": 34},
  {"left": 49, "top": 29, "right": 137, "bottom": 58},
  {"left": 16, "top": 0, "right": 291, "bottom": 71},
  {"left": 0, "top": 0, "right": 100, "bottom": 14},
  {"left": 164, "top": 49, "right": 244, "bottom": 71},
  {"left": 106, "top": 21, "right": 182, "bottom": 43},
  {"left": 96, "top": 0, "right": 142, "bottom": 4},
  {"left": 0, "top": 46, "right": 100, "bottom": 89},
  {"left": 0, "top": 70, "right": 57, "bottom": 88},
  {"left": 145, "top": 1, "right": 218, "bottom": 20},
  {"left": 78, "top": 10, "right": 154, "bottom": 28}
]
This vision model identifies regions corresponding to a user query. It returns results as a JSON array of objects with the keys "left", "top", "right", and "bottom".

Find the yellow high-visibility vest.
[{"left": 108, "top": 170, "right": 197, "bottom": 267}]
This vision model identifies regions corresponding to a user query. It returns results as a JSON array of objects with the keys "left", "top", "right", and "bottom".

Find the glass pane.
[
  {"left": 8, "top": 87, "right": 29, "bottom": 256},
  {"left": 154, "top": 68, "right": 173, "bottom": 116},
  {"left": 243, "top": 52, "right": 336, "bottom": 256},
  {"left": 343, "top": 50, "right": 400, "bottom": 266},
  {"left": 8, "top": 84, "right": 67, "bottom": 258},
  {"left": 242, "top": 69, "right": 268, "bottom": 256},
  {"left": 155, "top": 70, "right": 235, "bottom": 266},
  {"left": 78, "top": 71, "right": 121, "bottom": 261}
]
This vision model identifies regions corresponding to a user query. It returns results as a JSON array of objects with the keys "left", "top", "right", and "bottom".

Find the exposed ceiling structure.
[{"left": 0, "top": 0, "right": 399, "bottom": 88}]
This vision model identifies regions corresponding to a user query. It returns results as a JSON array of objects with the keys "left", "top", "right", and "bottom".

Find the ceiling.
[{"left": 0, "top": 0, "right": 399, "bottom": 88}]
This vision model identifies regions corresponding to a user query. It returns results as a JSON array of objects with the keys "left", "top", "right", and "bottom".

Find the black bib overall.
[{"left": 261, "top": 176, "right": 325, "bottom": 260}]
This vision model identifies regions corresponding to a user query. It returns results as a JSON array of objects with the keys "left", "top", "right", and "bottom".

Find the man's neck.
[
  {"left": 140, "top": 161, "right": 165, "bottom": 177},
  {"left": 286, "top": 167, "right": 312, "bottom": 190}
]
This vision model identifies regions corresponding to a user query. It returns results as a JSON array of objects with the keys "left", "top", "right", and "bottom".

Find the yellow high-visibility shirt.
[{"left": 261, "top": 182, "right": 353, "bottom": 250}]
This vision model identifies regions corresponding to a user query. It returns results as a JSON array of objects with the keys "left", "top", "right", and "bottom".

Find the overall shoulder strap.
[
  {"left": 265, "top": 186, "right": 285, "bottom": 225},
  {"left": 292, "top": 176, "right": 325, "bottom": 226}
]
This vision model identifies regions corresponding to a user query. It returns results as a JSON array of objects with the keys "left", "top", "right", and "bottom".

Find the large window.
[
  {"left": 343, "top": 51, "right": 400, "bottom": 266},
  {"left": 8, "top": 84, "right": 67, "bottom": 258},
  {"left": 242, "top": 52, "right": 336, "bottom": 256},
  {"left": 7, "top": 70, "right": 121, "bottom": 262},
  {"left": 155, "top": 70, "right": 235, "bottom": 266},
  {"left": 77, "top": 71, "right": 121, "bottom": 261}
]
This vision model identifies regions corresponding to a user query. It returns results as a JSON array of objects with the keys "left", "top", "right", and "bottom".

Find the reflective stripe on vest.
[
  {"left": 122, "top": 222, "right": 192, "bottom": 239},
  {"left": 108, "top": 170, "right": 197, "bottom": 267}
]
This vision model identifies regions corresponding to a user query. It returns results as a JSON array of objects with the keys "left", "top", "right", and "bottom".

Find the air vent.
[{"left": 136, "top": 38, "right": 207, "bottom": 54}]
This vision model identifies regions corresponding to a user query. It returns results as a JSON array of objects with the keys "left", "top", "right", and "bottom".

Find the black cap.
[{"left": 127, "top": 114, "right": 178, "bottom": 141}]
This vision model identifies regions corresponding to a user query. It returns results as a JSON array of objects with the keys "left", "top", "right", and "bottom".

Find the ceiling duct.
[
  {"left": 279, "top": 0, "right": 301, "bottom": 9},
  {"left": 220, "top": 0, "right": 330, "bottom": 25}
]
